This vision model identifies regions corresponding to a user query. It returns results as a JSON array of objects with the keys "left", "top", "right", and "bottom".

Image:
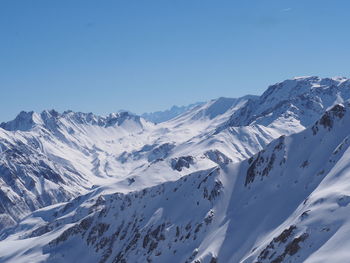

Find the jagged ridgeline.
[{"left": 1, "top": 76, "right": 350, "bottom": 262}]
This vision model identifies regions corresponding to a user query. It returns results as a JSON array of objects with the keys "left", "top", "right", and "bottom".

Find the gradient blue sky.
[{"left": 1, "top": 0, "right": 350, "bottom": 121}]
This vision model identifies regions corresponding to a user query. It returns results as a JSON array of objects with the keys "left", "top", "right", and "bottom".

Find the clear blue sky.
[{"left": 1, "top": 0, "right": 350, "bottom": 121}]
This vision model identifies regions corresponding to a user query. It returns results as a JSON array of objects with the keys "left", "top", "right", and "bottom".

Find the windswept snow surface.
[
  {"left": 2, "top": 77, "right": 350, "bottom": 262},
  {"left": 141, "top": 102, "right": 205, "bottom": 123}
]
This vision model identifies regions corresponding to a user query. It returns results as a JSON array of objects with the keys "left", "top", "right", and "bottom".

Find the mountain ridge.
[
  {"left": 2, "top": 101, "right": 350, "bottom": 262},
  {"left": 2, "top": 76, "right": 350, "bottom": 262}
]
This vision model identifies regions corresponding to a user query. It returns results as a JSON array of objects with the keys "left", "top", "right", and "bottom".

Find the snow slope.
[
  {"left": 2, "top": 102, "right": 350, "bottom": 262},
  {"left": 0, "top": 110, "right": 154, "bottom": 228},
  {"left": 141, "top": 102, "right": 204, "bottom": 123},
  {"left": 1, "top": 76, "right": 350, "bottom": 262},
  {"left": 0, "top": 95, "right": 259, "bottom": 229},
  {"left": 222, "top": 76, "right": 350, "bottom": 134}
]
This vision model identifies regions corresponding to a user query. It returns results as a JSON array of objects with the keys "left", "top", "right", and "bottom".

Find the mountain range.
[{"left": 1, "top": 76, "right": 350, "bottom": 262}]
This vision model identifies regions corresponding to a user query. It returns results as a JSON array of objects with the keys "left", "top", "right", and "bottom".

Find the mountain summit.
[{"left": 1, "top": 77, "right": 350, "bottom": 263}]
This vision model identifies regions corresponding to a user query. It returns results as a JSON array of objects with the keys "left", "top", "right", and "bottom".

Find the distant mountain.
[
  {"left": 3, "top": 102, "right": 350, "bottom": 263},
  {"left": 0, "top": 110, "right": 146, "bottom": 131},
  {"left": 0, "top": 110, "right": 153, "bottom": 229},
  {"left": 170, "top": 95, "right": 258, "bottom": 124},
  {"left": 2, "top": 76, "right": 350, "bottom": 263},
  {"left": 141, "top": 102, "right": 204, "bottom": 123}
]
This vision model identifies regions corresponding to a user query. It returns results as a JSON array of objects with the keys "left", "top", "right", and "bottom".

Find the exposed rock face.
[
  {"left": 31, "top": 168, "right": 222, "bottom": 263},
  {"left": 3, "top": 77, "right": 350, "bottom": 262},
  {"left": 0, "top": 138, "right": 76, "bottom": 228},
  {"left": 256, "top": 225, "right": 309, "bottom": 263},
  {"left": 245, "top": 136, "right": 286, "bottom": 186},
  {"left": 171, "top": 156, "right": 195, "bottom": 171},
  {"left": 312, "top": 104, "right": 346, "bottom": 134},
  {"left": 204, "top": 150, "right": 232, "bottom": 166}
]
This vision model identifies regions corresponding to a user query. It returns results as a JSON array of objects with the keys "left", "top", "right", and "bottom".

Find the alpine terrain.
[{"left": 1, "top": 76, "right": 350, "bottom": 263}]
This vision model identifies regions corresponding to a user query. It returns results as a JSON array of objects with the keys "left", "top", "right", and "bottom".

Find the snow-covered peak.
[
  {"left": 260, "top": 76, "right": 347, "bottom": 103},
  {"left": 51, "top": 110, "right": 145, "bottom": 128},
  {"left": 0, "top": 110, "right": 149, "bottom": 132},
  {"left": 191, "top": 96, "right": 255, "bottom": 120},
  {"left": 0, "top": 111, "right": 43, "bottom": 131},
  {"left": 222, "top": 76, "right": 350, "bottom": 133},
  {"left": 4, "top": 76, "right": 350, "bottom": 263},
  {"left": 5, "top": 101, "right": 350, "bottom": 263},
  {"left": 141, "top": 102, "right": 204, "bottom": 123},
  {"left": 168, "top": 95, "right": 257, "bottom": 126}
]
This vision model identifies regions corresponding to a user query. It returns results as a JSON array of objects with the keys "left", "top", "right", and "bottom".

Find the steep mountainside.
[
  {"left": 0, "top": 95, "right": 261, "bottom": 230},
  {"left": 2, "top": 102, "right": 350, "bottom": 263},
  {"left": 1, "top": 76, "right": 350, "bottom": 262},
  {"left": 0, "top": 110, "right": 154, "bottom": 228},
  {"left": 141, "top": 102, "right": 204, "bottom": 123},
  {"left": 221, "top": 76, "right": 350, "bottom": 134}
]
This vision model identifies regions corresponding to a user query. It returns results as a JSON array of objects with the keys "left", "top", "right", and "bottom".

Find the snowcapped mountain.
[
  {"left": 221, "top": 76, "right": 350, "bottom": 134},
  {"left": 141, "top": 102, "right": 205, "bottom": 123},
  {"left": 0, "top": 110, "right": 153, "bottom": 228},
  {"left": 1, "top": 76, "right": 350, "bottom": 263}
]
